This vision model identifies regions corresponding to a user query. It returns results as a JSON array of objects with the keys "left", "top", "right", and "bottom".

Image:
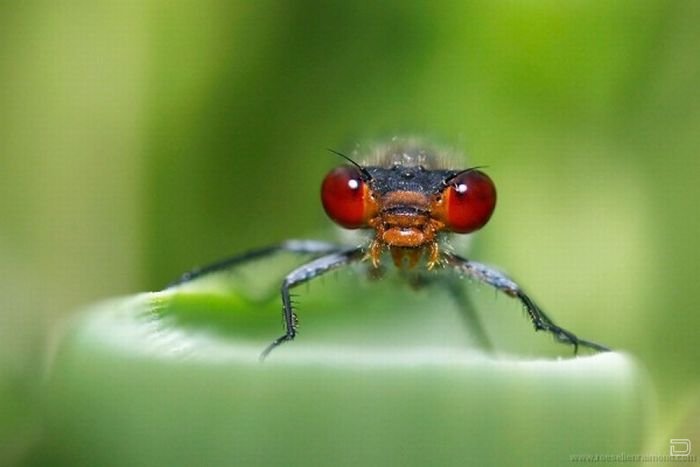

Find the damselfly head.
[{"left": 321, "top": 140, "right": 496, "bottom": 268}]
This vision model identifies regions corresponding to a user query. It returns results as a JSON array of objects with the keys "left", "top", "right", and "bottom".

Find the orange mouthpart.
[{"left": 366, "top": 191, "right": 445, "bottom": 269}]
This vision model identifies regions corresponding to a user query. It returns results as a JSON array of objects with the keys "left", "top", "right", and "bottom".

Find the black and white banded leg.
[
  {"left": 260, "top": 246, "right": 364, "bottom": 360},
  {"left": 167, "top": 240, "right": 345, "bottom": 288},
  {"left": 443, "top": 252, "right": 610, "bottom": 353}
]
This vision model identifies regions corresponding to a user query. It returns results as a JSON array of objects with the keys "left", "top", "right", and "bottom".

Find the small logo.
[{"left": 670, "top": 438, "right": 692, "bottom": 456}]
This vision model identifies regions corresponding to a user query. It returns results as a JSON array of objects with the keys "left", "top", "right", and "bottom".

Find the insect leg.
[
  {"left": 260, "top": 246, "right": 364, "bottom": 360},
  {"left": 166, "top": 240, "right": 344, "bottom": 288},
  {"left": 442, "top": 276, "right": 494, "bottom": 351},
  {"left": 442, "top": 252, "right": 610, "bottom": 353}
]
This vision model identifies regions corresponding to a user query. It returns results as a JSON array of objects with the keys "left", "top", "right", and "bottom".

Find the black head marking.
[{"left": 365, "top": 165, "right": 457, "bottom": 196}]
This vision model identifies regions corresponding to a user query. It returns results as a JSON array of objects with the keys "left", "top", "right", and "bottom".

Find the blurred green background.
[{"left": 1, "top": 0, "right": 699, "bottom": 464}]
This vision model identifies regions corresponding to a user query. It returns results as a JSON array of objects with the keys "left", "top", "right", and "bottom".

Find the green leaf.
[{"left": 31, "top": 260, "right": 653, "bottom": 467}]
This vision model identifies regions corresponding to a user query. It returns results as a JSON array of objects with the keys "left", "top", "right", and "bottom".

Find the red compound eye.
[
  {"left": 440, "top": 170, "right": 497, "bottom": 233},
  {"left": 321, "top": 166, "right": 374, "bottom": 229}
]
